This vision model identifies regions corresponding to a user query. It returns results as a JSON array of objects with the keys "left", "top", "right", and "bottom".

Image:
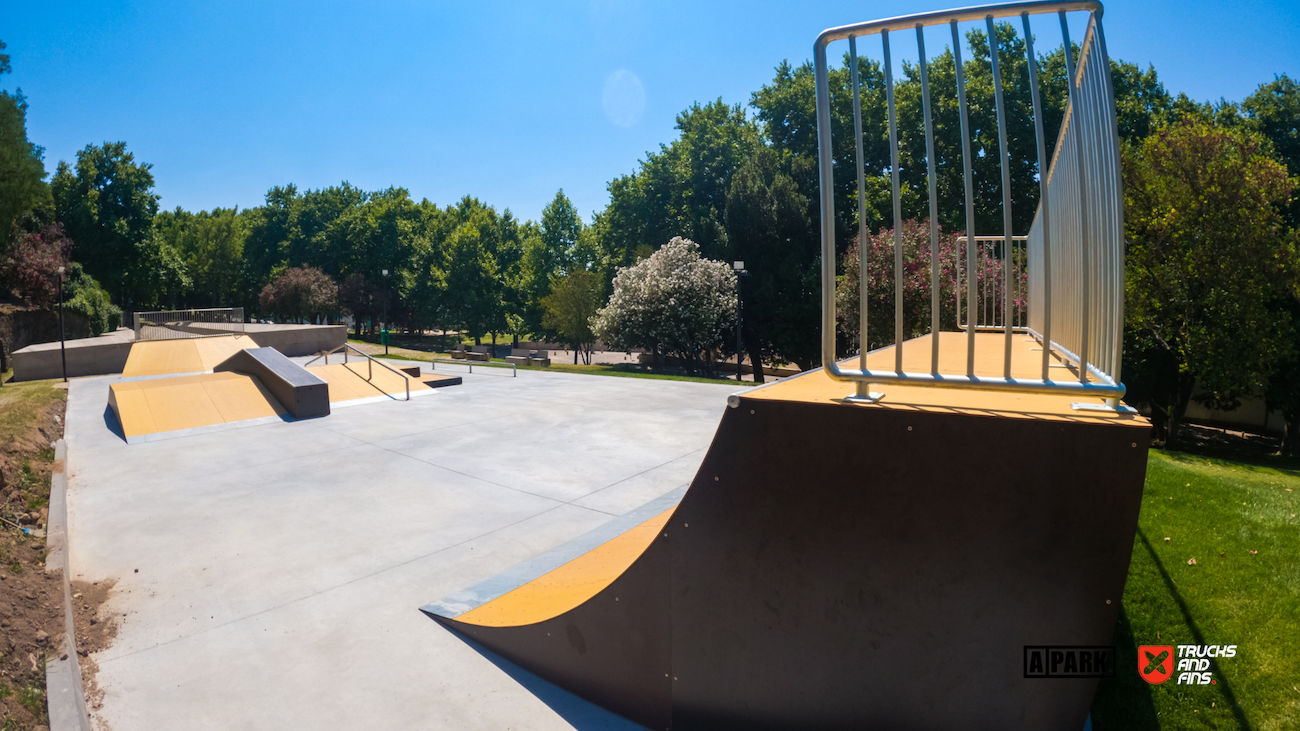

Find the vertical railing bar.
[
  {"left": 814, "top": 40, "right": 838, "bottom": 378},
  {"left": 953, "top": 19, "right": 976, "bottom": 377},
  {"left": 1093, "top": 16, "right": 1123, "bottom": 404},
  {"left": 1075, "top": 15, "right": 1094, "bottom": 384},
  {"left": 1059, "top": 9, "right": 1076, "bottom": 378},
  {"left": 883, "top": 29, "right": 904, "bottom": 374},
  {"left": 987, "top": 16, "right": 1014, "bottom": 379},
  {"left": 918, "top": 25, "right": 940, "bottom": 374},
  {"left": 850, "top": 35, "right": 870, "bottom": 394},
  {"left": 1022, "top": 12, "right": 1052, "bottom": 381}
]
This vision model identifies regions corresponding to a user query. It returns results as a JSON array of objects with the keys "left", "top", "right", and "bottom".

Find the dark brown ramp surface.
[{"left": 424, "top": 333, "right": 1150, "bottom": 730}]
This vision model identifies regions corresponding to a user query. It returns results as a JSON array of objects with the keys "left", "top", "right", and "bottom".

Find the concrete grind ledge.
[{"left": 44, "top": 438, "right": 93, "bottom": 731}]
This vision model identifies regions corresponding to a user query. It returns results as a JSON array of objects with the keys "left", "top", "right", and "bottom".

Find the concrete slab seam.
[{"left": 44, "top": 438, "right": 93, "bottom": 731}]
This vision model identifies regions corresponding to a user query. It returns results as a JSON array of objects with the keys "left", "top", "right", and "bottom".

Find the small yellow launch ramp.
[
  {"left": 121, "top": 335, "right": 252, "bottom": 378},
  {"left": 109, "top": 371, "right": 288, "bottom": 443}
]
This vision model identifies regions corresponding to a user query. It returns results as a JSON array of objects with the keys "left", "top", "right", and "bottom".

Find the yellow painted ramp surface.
[
  {"left": 122, "top": 335, "right": 252, "bottom": 377},
  {"left": 110, "top": 372, "right": 286, "bottom": 439},
  {"left": 454, "top": 509, "right": 674, "bottom": 628},
  {"left": 308, "top": 362, "right": 435, "bottom": 403},
  {"left": 751, "top": 331, "right": 1142, "bottom": 423}
]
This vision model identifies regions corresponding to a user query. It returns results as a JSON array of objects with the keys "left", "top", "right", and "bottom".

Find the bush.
[{"left": 62, "top": 262, "right": 122, "bottom": 336}]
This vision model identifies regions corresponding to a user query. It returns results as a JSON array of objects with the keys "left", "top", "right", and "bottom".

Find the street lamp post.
[
  {"left": 57, "top": 266, "right": 67, "bottom": 382},
  {"left": 381, "top": 269, "right": 391, "bottom": 355},
  {"left": 733, "top": 261, "right": 750, "bottom": 382}
]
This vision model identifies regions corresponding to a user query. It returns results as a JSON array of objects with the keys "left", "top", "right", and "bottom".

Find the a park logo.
[
  {"left": 1138, "top": 645, "right": 1175, "bottom": 684},
  {"left": 1023, "top": 646, "right": 1116, "bottom": 678}
]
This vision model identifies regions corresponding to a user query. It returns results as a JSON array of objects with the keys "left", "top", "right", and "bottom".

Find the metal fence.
[
  {"left": 956, "top": 235, "right": 1029, "bottom": 332},
  {"left": 814, "top": 0, "right": 1127, "bottom": 408},
  {"left": 133, "top": 307, "right": 246, "bottom": 341}
]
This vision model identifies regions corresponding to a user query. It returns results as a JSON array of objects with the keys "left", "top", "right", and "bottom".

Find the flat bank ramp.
[
  {"left": 109, "top": 372, "right": 287, "bottom": 443},
  {"left": 423, "top": 333, "right": 1152, "bottom": 731},
  {"left": 307, "top": 362, "right": 458, "bottom": 404},
  {"left": 121, "top": 335, "right": 251, "bottom": 378}
]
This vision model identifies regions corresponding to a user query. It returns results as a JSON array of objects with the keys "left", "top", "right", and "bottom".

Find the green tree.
[
  {"left": 440, "top": 197, "right": 521, "bottom": 345},
  {"left": 541, "top": 270, "right": 603, "bottom": 364},
  {"left": 521, "top": 190, "right": 586, "bottom": 336},
  {"left": 242, "top": 184, "right": 298, "bottom": 291},
  {"left": 1244, "top": 74, "right": 1300, "bottom": 228},
  {"left": 1123, "top": 118, "right": 1297, "bottom": 447},
  {"left": 51, "top": 142, "right": 188, "bottom": 307},
  {"left": 0, "top": 43, "right": 50, "bottom": 234},
  {"left": 723, "top": 145, "right": 818, "bottom": 374}
]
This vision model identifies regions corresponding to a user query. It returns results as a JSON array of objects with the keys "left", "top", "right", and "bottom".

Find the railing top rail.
[
  {"left": 814, "top": 0, "right": 1100, "bottom": 47},
  {"left": 135, "top": 307, "right": 242, "bottom": 316}
]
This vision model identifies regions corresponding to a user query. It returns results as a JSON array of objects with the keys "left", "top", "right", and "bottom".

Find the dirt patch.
[
  {"left": 70, "top": 580, "right": 119, "bottom": 719},
  {"left": 0, "top": 380, "right": 68, "bottom": 729}
]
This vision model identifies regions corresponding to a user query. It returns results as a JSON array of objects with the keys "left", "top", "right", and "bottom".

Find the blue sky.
[{"left": 4, "top": 0, "right": 1298, "bottom": 225}]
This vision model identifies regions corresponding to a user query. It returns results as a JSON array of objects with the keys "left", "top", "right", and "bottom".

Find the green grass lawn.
[{"left": 1092, "top": 450, "right": 1300, "bottom": 730}]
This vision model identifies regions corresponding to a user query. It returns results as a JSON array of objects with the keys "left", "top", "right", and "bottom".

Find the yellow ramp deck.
[
  {"left": 109, "top": 371, "right": 287, "bottom": 442},
  {"left": 308, "top": 362, "right": 456, "bottom": 403},
  {"left": 122, "top": 335, "right": 253, "bottom": 378}
]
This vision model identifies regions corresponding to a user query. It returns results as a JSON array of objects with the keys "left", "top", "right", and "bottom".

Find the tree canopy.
[{"left": 1123, "top": 118, "right": 1297, "bottom": 446}]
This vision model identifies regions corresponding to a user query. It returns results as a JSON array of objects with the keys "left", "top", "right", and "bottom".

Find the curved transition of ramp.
[{"left": 423, "top": 333, "right": 1152, "bottom": 731}]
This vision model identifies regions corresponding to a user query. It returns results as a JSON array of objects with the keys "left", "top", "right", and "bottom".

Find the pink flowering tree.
[
  {"left": 836, "top": 219, "right": 1027, "bottom": 352},
  {"left": 259, "top": 265, "right": 338, "bottom": 324},
  {"left": 4, "top": 223, "right": 71, "bottom": 308}
]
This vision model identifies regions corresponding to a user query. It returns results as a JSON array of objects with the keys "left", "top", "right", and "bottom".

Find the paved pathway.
[{"left": 65, "top": 364, "right": 738, "bottom": 730}]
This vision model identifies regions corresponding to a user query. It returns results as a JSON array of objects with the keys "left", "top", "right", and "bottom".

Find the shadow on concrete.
[
  {"left": 434, "top": 622, "right": 648, "bottom": 731},
  {"left": 102, "top": 405, "right": 127, "bottom": 444}
]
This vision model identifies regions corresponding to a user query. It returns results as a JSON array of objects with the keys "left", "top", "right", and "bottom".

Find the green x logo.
[{"left": 1143, "top": 649, "right": 1169, "bottom": 675}]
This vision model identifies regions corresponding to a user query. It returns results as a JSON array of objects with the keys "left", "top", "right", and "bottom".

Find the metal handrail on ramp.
[{"left": 305, "top": 343, "right": 411, "bottom": 401}]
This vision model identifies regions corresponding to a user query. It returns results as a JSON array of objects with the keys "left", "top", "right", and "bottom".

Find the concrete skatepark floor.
[{"left": 65, "top": 362, "right": 737, "bottom": 730}]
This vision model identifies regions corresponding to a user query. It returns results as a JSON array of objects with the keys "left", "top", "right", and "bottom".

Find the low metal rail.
[
  {"left": 305, "top": 343, "right": 411, "bottom": 401},
  {"left": 429, "top": 358, "right": 517, "bottom": 377},
  {"left": 814, "top": 0, "right": 1127, "bottom": 408}
]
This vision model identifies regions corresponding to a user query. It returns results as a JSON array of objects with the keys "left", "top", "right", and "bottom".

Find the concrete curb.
[{"left": 45, "top": 438, "right": 93, "bottom": 731}]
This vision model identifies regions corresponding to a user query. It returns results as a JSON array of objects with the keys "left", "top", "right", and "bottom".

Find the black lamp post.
[
  {"left": 57, "top": 265, "right": 67, "bottom": 382},
  {"left": 381, "top": 269, "right": 391, "bottom": 355},
  {"left": 733, "top": 261, "right": 750, "bottom": 382}
]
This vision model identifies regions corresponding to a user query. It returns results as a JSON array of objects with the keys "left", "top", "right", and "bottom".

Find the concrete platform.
[{"left": 64, "top": 364, "right": 737, "bottom": 730}]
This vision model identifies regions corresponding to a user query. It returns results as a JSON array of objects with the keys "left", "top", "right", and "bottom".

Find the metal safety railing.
[
  {"left": 956, "top": 235, "right": 1029, "bottom": 332},
  {"left": 814, "top": 0, "right": 1127, "bottom": 408},
  {"left": 134, "top": 307, "right": 245, "bottom": 341}
]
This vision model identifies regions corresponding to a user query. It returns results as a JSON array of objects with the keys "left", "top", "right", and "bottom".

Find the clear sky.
[{"left": 4, "top": 0, "right": 1298, "bottom": 225}]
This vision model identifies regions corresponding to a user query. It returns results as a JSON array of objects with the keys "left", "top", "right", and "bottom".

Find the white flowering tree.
[{"left": 592, "top": 237, "right": 737, "bottom": 376}]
